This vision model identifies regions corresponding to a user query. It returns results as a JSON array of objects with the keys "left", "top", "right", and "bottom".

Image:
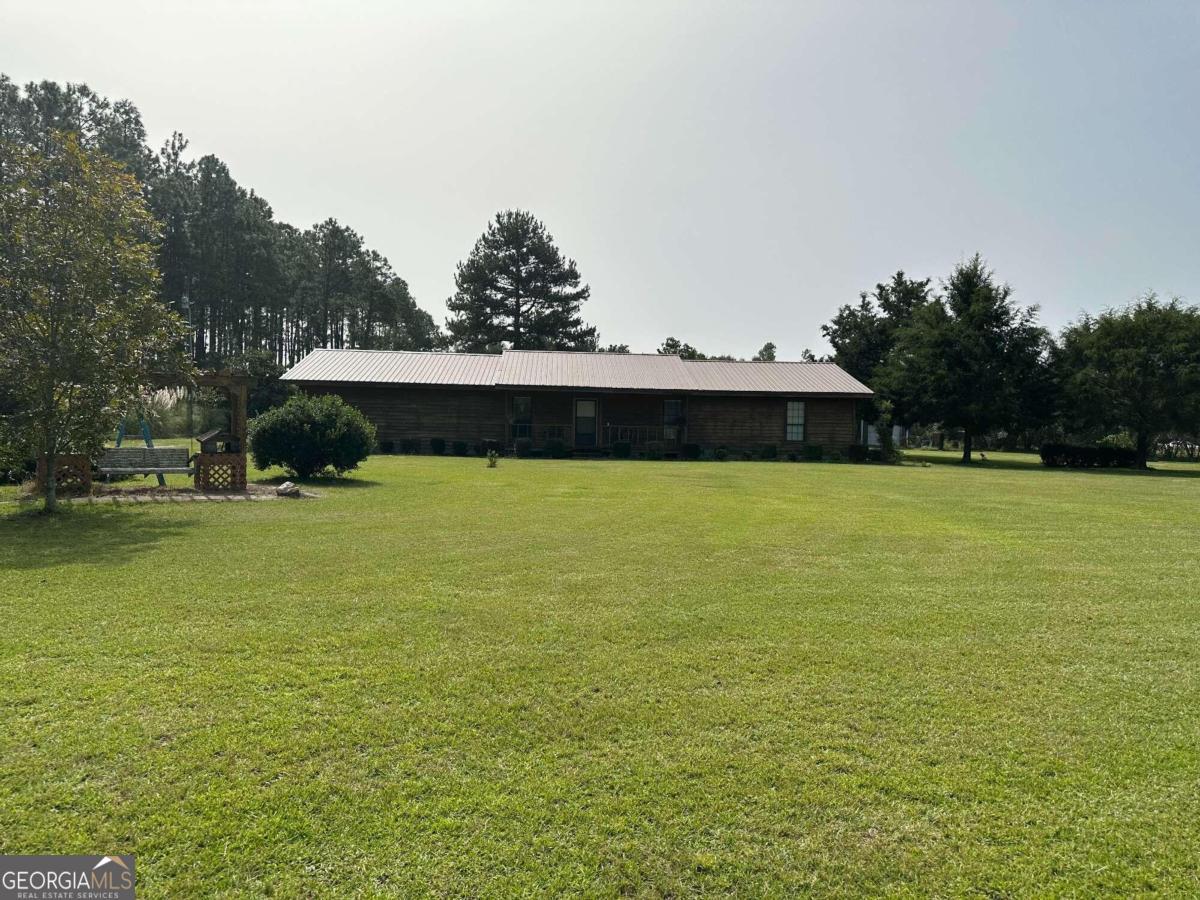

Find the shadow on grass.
[
  {"left": 251, "top": 474, "right": 382, "bottom": 489},
  {"left": 908, "top": 451, "right": 1200, "bottom": 479},
  {"left": 0, "top": 505, "right": 198, "bottom": 570}
]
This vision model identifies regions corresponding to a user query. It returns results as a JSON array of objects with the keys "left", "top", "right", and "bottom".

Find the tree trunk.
[
  {"left": 44, "top": 450, "right": 58, "bottom": 513},
  {"left": 1135, "top": 430, "right": 1150, "bottom": 469},
  {"left": 961, "top": 431, "right": 973, "bottom": 464}
]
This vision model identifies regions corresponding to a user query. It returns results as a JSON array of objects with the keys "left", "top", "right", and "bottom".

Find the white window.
[{"left": 786, "top": 400, "right": 805, "bottom": 442}]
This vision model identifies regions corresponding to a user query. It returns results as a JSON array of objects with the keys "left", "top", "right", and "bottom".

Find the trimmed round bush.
[{"left": 248, "top": 394, "right": 376, "bottom": 478}]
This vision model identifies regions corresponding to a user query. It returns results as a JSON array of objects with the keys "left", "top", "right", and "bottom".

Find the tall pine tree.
[{"left": 446, "top": 210, "right": 597, "bottom": 351}]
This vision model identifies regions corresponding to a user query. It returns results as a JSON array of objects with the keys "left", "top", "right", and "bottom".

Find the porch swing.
[
  {"left": 97, "top": 410, "right": 192, "bottom": 484},
  {"left": 94, "top": 372, "right": 252, "bottom": 490}
]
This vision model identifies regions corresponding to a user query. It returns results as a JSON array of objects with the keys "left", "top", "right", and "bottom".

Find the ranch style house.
[{"left": 281, "top": 349, "right": 874, "bottom": 455}]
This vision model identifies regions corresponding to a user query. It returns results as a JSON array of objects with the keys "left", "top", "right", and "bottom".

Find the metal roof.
[
  {"left": 281, "top": 349, "right": 502, "bottom": 386},
  {"left": 283, "top": 348, "right": 872, "bottom": 396},
  {"left": 495, "top": 351, "right": 691, "bottom": 390}
]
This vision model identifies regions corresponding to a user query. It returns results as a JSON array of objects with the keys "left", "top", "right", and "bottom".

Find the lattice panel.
[
  {"left": 36, "top": 454, "right": 93, "bottom": 493},
  {"left": 195, "top": 453, "right": 247, "bottom": 492}
]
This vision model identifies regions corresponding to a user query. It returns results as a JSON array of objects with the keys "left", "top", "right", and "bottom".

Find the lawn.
[{"left": 2, "top": 453, "right": 1198, "bottom": 896}]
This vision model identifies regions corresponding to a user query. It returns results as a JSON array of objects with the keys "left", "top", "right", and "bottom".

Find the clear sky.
[{"left": 4, "top": 0, "right": 1198, "bottom": 358}]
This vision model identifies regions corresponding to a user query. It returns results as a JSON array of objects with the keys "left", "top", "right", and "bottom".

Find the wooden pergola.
[{"left": 190, "top": 371, "right": 254, "bottom": 491}]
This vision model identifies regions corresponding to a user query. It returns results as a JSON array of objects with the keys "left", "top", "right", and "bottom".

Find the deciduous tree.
[
  {"left": 0, "top": 133, "right": 192, "bottom": 510},
  {"left": 1056, "top": 295, "right": 1200, "bottom": 467}
]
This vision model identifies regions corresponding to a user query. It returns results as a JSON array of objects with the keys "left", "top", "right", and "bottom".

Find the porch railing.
[
  {"left": 602, "top": 424, "right": 678, "bottom": 448},
  {"left": 509, "top": 423, "right": 571, "bottom": 445}
]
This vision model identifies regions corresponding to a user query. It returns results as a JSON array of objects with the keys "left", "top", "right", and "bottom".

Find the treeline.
[
  {"left": 820, "top": 258, "right": 1200, "bottom": 466},
  {"left": 0, "top": 76, "right": 441, "bottom": 366}
]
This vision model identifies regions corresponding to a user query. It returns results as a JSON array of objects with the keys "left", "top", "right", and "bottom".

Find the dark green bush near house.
[
  {"left": 786, "top": 451, "right": 798, "bottom": 462},
  {"left": 430, "top": 437, "right": 446, "bottom": 456},
  {"left": 452, "top": 440, "right": 469, "bottom": 456},
  {"left": 803, "top": 444, "right": 824, "bottom": 461},
  {"left": 867, "top": 447, "right": 885, "bottom": 462},
  {"left": 249, "top": 394, "right": 376, "bottom": 478},
  {"left": 545, "top": 439, "right": 569, "bottom": 459},
  {"left": 1040, "top": 443, "right": 1138, "bottom": 468},
  {"left": 515, "top": 437, "right": 533, "bottom": 457},
  {"left": 645, "top": 440, "right": 665, "bottom": 461},
  {"left": 378, "top": 440, "right": 395, "bottom": 454},
  {"left": 475, "top": 439, "right": 501, "bottom": 456},
  {"left": 682, "top": 443, "right": 701, "bottom": 460},
  {"left": 400, "top": 438, "right": 421, "bottom": 454},
  {"left": 715, "top": 447, "right": 729, "bottom": 461},
  {"left": 759, "top": 444, "right": 778, "bottom": 461},
  {"left": 846, "top": 444, "right": 869, "bottom": 463},
  {"left": 741, "top": 449, "right": 754, "bottom": 461},
  {"left": 612, "top": 441, "right": 632, "bottom": 459}
]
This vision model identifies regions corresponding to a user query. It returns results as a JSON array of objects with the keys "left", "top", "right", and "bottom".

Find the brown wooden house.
[{"left": 281, "top": 349, "right": 873, "bottom": 455}]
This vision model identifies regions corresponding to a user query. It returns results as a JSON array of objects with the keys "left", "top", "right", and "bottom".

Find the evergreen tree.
[
  {"left": 446, "top": 210, "right": 597, "bottom": 351},
  {"left": 880, "top": 255, "right": 1048, "bottom": 463}
]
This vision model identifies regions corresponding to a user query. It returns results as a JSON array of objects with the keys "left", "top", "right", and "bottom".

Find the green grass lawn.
[{"left": 2, "top": 453, "right": 1199, "bottom": 896}]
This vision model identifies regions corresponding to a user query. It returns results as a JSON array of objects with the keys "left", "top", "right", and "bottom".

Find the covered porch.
[{"left": 506, "top": 391, "right": 686, "bottom": 452}]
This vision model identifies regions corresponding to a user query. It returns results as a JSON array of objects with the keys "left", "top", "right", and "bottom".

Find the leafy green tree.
[
  {"left": 822, "top": 271, "right": 931, "bottom": 386},
  {"left": 880, "top": 255, "right": 1047, "bottom": 463},
  {"left": 753, "top": 342, "right": 777, "bottom": 361},
  {"left": 658, "top": 336, "right": 705, "bottom": 359},
  {"left": 1056, "top": 295, "right": 1200, "bottom": 467},
  {"left": 0, "top": 133, "right": 192, "bottom": 510},
  {"left": 601, "top": 343, "right": 631, "bottom": 353},
  {"left": 446, "top": 210, "right": 597, "bottom": 351}
]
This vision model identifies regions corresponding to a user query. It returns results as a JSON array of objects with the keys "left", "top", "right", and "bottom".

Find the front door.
[{"left": 575, "top": 399, "right": 597, "bottom": 448}]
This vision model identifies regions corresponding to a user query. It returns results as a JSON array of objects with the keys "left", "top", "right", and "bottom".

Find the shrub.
[
  {"left": 682, "top": 443, "right": 701, "bottom": 460},
  {"left": 248, "top": 394, "right": 376, "bottom": 478},
  {"left": 1040, "top": 443, "right": 1138, "bottom": 468},
  {"left": 515, "top": 437, "right": 533, "bottom": 458},
  {"left": 486, "top": 449, "right": 499, "bottom": 468},
  {"left": 828, "top": 450, "right": 844, "bottom": 462},
  {"left": 645, "top": 440, "right": 665, "bottom": 461},
  {"left": 400, "top": 438, "right": 421, "bottom": 454},
  {"left": 846, "top": 444, "right": 869, "bottom": 463},
  {"left": 545, "top": 438, "right": 569, "bottom": 459},
  {"left": 429, "top": 437, "right": 446, "bottom": 455},
  {"left": 759, "top": 444, "right": 777, "bottom": 461},
  {"left": 1098, "top": 432, "right": 1135, "bottom": 450},
  {"left": 452, "top": 440, "right": 469, "bottom": 456},
  {"left": 867, "top": 447, "right": 885, "bottom": 462},
  {"left": 715, "top": 447, "right": 729, "bottom": 461},
  {"left": 786, "top": 451, "right": 798, "bottom": 462},
  {"left": 475, "top": 439, "right": 501, "bottom": 456},
  {"left": 803, "top": 444, "right": 823, "bottom": 461},
  {"left": 612, "top": 441, "right": 632, "bottom": 459},
  {"left": 378, "top": 439, "right": 395, "bottom": 454},
  {"left": 741, "top": 449, "right": 754, "bottom": 461}
]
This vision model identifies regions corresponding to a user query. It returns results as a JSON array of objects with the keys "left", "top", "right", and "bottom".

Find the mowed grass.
[{"left": 2, "top": 453, "right": 1199, "bottom": 896}]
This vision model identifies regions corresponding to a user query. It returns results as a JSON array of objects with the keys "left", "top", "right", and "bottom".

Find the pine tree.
[{"left": 446, "top": 210, "right": 597, "bottom": 351}]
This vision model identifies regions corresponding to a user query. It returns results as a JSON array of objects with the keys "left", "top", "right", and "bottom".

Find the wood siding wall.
[
  {"left": 302, "top": 384, "right": 859, "bottom": 451},
  {"left": 686, "top": 396, "right": 857, "bottom": 450},
  {"left": 305, "top": 385, "right": 506, "bottom": 445}
]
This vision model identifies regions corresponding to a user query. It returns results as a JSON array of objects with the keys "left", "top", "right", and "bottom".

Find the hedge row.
[{"left": 1040, "top": 443, "right": 1139, "bottom": 468}]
